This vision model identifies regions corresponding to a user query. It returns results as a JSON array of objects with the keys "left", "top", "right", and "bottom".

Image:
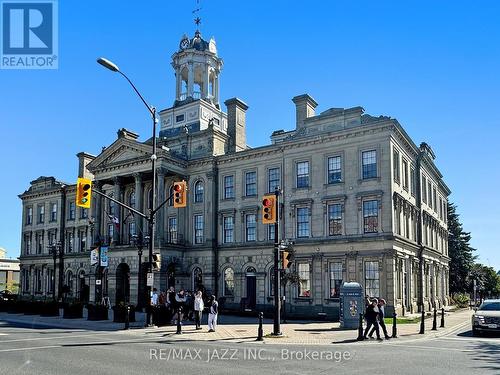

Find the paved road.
[{"left": 0, "top": 320, "right": 498, "bottom": 375}]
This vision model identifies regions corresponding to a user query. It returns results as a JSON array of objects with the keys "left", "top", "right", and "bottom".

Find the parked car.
[
  {"left": 0, "top": 290, "right": 16, "bottom": 301},
  {"left": 472, "top": 299, "right": 500, "bottom": 336}
]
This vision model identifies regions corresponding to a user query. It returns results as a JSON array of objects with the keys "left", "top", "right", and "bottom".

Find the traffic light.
[
  {"left": 281, "top": 250, "right": 293, "bottom": 269},
  {"left": 76, "top": 178, "right": 92, "bottom": 208},
  {"left": 152, "top": 253, "right": 161, "bottom": 271},
  {"left": 173, "top": 181, "right": 187, "bottom": 208},
  {"left": 262, "top": 194, "right": 276, "bottom": 224}
]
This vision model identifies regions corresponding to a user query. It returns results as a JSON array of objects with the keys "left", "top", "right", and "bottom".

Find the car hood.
[{"left": 474, "top": 311, "right": 500, "bottom": 317}]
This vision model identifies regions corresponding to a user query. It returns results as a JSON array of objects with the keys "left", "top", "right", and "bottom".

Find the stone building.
[
  {"left": 0, "top": 248, "right": 20, "bottom": 293},
  {"left": 18, "top": 29, "right": 450, "bottom": 317}
]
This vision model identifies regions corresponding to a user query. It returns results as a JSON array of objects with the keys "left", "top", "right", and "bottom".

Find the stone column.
[
  {"left": 203, "top": 65, "right": 210, "bottom": 98},
  {"left": 187, "top": 62, "right": 194, "bottom": 97},
  {"left": 214, "top": 76, "right": 219, "bottom": 104},
  {"left": 156, "top": 169, "right": 166, "bottom": 245},
  {"left": 113, "top": 177, "right": 122, "bottom": 244},
  {"left": 175, "top": 67, "right": 181, "bottom": 100},
  {"left": 134, "top": 173, "right": 143, "bottom": 234}
]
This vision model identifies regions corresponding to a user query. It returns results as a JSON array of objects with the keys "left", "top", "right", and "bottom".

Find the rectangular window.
[
  {"left": 329, "top": 262, "right": 343, "bottom": 298},
  {"left": 69, "top": 202, "right": 76, "bottom": 220},
  {"left": 296, "top": 161, "right": 309, "bottom": 188},
  {"left": 224, "top": 175, "right": 234, "bottom": 199},
  {"left": 26, "top": 207, "right": 33, "bottom": 225},
  {"left": 25, "top": 235, "right": 32, "bottom": 255},
  {"left": 79, "top": 230, "right": 86, "bottom": 252},
  {"left": 327, "top": 156, "right": 342, "bottom": 184},
  {"left": 428, "top": 182, "right": 432, "bottom": 209},
  {"left": 67, "top": 232, "right": 74, "bottom": 253},
  {"left": 107, "top": 224, "right": 114, "bottom": 241},
  {"left": 362, "top": 150, "right": 377, "bottom": 179},
  {"left": 402, "top": 159, "right": 408, "bottom": 190},
  {"left": 245, "top": 214, "right": 256, "bottom": 241},
  {"left": 50, "top": 203, "right": 57, "bottom": 222},
  {"left": 268, "top": 224, "right": 275, "bottom": 241},
  {"left": 245, "top": 171, "right": 257, "bottom": 196},
  {"left": 422, "top": 176, "right": 427, "bottom": 204},
  {"left": 393, "top": 150, "right": 400, "bottom": 183},
  {"left": 194, "top": 215, "right": 204, "bottom": 244},
  {"left": 36, "top": 233, "right": 43, "bottom": 254},
  {"left": 129, "top": 222, "right": 136, "bottom": 238},
  {"left": 363, "top": 200, "right": 379, "bottom": 233},
  {"left": 48, "top": 231, "right": 56, "bottom": 245},
  {"left": 365, "top": 261, "right": 380, "bottom": 297},
  {"left": 223, "top": 216, "right": 234, "bottom": 244},
  {"left": 268, "top": 168, "right": 280, "bottom": 193},
  {"left": 80, "top": 208, "right": 88, "bottom": 219},
  {"left": 328, "top": 204, "right": 343, "bottom": 236},
  {"left": 176, "top": 114, "right": 185, "bottom": 122},
  {"left": 298, "top": 263, "right": 311, "bottom": 297},
  {"left": 38, "top": 205, "right": 45, "bottom": 224},
  {"left": 296, "top": 207, "right": 310, "bottom": 238},
  {"left": 168, "top": 217, "right": 177, "bottom": 244}
]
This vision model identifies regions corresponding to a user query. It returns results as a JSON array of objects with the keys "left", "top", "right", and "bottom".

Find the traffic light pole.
[{"left": 272, "top": 188, "right": 282, "bottom": 336}]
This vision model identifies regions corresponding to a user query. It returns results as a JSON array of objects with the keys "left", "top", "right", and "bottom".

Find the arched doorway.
[
  {"left": 166, "top": 263, "right": 176, "bottom": 289},
  {"left": 138, "top": 263, "right": 149, "bottom": 309},
  {"left": 246, "top": 267, "right": 257, "bottom": 309},
  {"left": 192, "top": 267, "right": 203, "bottom": 292},
  {"left": 78, "top": 270, "right": 89, "bottom": 303},
  {"left": 115, "top": 263, "right": 130, "bottom": 305}
]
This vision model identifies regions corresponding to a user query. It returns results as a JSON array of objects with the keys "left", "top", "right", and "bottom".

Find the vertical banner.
[
  {"left": 90, "top": 249, "right": 99, "bottom": 265},
  {"left": 100, "top": 246, "right": 108, "bottom": 267}
]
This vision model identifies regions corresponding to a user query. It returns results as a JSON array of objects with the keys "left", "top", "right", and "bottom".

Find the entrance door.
[{"left": 246, "top": 267, "right": 257, "bottom": 309}]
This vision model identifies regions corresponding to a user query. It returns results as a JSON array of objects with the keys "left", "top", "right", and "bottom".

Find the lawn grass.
[{"left": 384, "top": 316, "right": 421, "bottom": 325}]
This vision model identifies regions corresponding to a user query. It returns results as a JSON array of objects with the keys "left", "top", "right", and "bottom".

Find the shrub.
[{"left": 452, "top": 293, "right": 470, "bottom": 308}]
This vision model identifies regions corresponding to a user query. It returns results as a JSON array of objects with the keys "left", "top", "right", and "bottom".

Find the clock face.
[{"left": 180, "top": 38, "right": 190, "bottom": 50}]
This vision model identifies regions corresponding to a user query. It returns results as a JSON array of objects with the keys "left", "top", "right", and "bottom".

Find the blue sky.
[{"left": 0, "top": 0, "right": 498, "bottom": 270}]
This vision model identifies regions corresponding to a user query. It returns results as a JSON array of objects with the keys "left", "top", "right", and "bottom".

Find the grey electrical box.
[{"left": 339, "top": 282, "right": 364, "bottom": 329}]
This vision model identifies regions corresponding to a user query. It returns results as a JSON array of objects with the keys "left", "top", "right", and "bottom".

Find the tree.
[
  {"left": 448, "top": 202, "right": 476, "bottom": 294},
  {"left": 471, "top": 264, "right": 500, "bottom": 299}
]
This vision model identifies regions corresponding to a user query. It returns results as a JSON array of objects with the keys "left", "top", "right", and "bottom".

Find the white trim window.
[
  {"left": 363, "top": 200, "right": 379, "bottom": 233},
  {"left": 365, "top": 261, "right": 380, "bottom": 298},
  {"left": 268, "top": 167, "right": 280, "bottom": 193},
  {"left": 168, "top": 217, "right": 177, "bottom": 243},
  {"left": 245, "top": 171, "right": 257, "bottom": 196},
  {"left": 298, "top": 263, "right": 311, "bottom": 297},
  {"left": 328, "top": 203, "right": 342, "bottom": 236},
  {"left": 194, "top": 181, "right": 204, "bottom": 203},
  {"left": 245, "top": 214, "right": 256, "bottom": 242},
  {"left": 296, "top": 161, "right": 310, "bottom": 188},
  {"left": 223, "top": 267, "right": 234, "bottom": 296},
  {"left": 224, "top": 175, "right": 234, "bottom": 199},
  {"left": 194, "top": 215, "right": 204, "bottom": 244},
  {"left": 223, "top": 216, "right": 234, "bottom": 243},
  {"left": 329, "top": 262, "right": 343, "bottom": 298},
  {"left": 362, "top": 150, "right": 377, "bottom": 179},
  {"left": 327, "top": 156, "right": 342, "bottom": 184},
  {"left": 296, "top": 207, "right": 310, "bottom": 238}
]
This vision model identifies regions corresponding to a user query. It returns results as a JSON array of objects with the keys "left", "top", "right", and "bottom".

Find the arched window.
[
  {"left": 129, "top": 190, "right": 136, "bottom": 208},
  {"left": 246, "top": 266, "right": 256, "bottom": 275},
  {"left": 108, "top": 193, "right": 115, "bottom": 215},
  {"left": 194, "top": 181, "right": 204, "bottom": 203},
  {"left": 66, "top": 270, "right": 74, "bottom": 296},
  {"left": 192, "top": 267, "right": 203, "bottom": 291},
  {"left": 223, "top": 267, "right": 234, "bottom": 296}
]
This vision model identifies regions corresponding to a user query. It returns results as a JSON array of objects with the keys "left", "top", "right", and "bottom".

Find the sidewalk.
[{"left": 0, "top": 308, "right": 473, "bottom": 345}]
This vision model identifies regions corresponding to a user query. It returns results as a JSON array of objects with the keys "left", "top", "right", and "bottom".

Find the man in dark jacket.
[
  {"left": 369, "top": 298, "right": 390, "bottom": 339},
  {"left": 363, "top": 298, "right": 382, "bottom": 341}
]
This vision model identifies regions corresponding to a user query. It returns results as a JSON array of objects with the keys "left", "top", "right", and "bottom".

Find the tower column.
[
  {"left": 187, "top": 62, "right": 194, "bottom": 98},
  {"left": 175, "top": 68, "right": 182, "bottom": 100},
  {"left": 203, "top": 65, "right": 209, "bottom": 99},
  {"left": 214, "top": 76, "right": 219, "bottom": 104}
]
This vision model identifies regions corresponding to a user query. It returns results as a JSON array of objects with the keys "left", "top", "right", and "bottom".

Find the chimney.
[
  {"left": 77, "top": 152, "right": 96, "bottom": 180},
  {"left": 224, "top": 97, "right": 248, "bottom": 153},
  {"left": 292, "top": 94, "right": 318, "bottom": 129}
]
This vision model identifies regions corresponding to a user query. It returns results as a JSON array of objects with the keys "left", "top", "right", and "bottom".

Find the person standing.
[
  {"left": 363, "top": 298, "right": 382, "bottom": 341},
  {"left": 369, "top": 298, "right": 391, "bottom": 339},
  {"left": 207, "top": 295, "right": 218, "bottom": 333},
  {"left": 194, "top": 291, "right": 204, "bottom": 330},
  {"left": 172, "top": 289, "right": 186, "bottom": 324}
]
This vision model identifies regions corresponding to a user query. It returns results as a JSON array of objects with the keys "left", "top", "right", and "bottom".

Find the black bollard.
[
  {"left": 124, "top": 304, "right": 130, "bottom": 330},
  {"left": 392, "top": 312, "right": 398, "bottom": 338},
  {"left": 440, "top": 307, "right": 445, "bottom": 328},
  {"left": 419, "top": 308, "right": 425, "bottom": 334},
  {"left": 357, "top": 313, "right": 364, "bottom": 341},
  {"left": 256, "top": 312, "right": 264, "bottom": 341},
  {"left": 432, "top": 307, "right": 437, "bottom": 331},
  {"left": 176, "top": 307, "right": 182, "bottom": 334}
]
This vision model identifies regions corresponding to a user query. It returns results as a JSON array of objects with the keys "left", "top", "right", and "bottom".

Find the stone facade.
[{"left": 18, "top": 30, "right": 450, "bottom": 318}]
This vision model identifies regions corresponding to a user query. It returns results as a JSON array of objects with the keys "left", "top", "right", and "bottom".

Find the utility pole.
[{"left": 272, "top": 187, "right": 282, "bottom": 336}]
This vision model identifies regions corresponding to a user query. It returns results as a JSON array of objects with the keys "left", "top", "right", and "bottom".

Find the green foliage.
[
  {"left": 470, "top": 263, "right": 500, "bottom": 298},
  {"left": 448, "top": 203, "right": 476, "bottom": 294},
  {"left": 451, "top": 293, "right": 470, "bottom": 308}
]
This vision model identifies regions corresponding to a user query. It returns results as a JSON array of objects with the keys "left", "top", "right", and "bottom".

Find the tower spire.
[{"left": 192, "top": 0, "right": 202, "bottom": 31}]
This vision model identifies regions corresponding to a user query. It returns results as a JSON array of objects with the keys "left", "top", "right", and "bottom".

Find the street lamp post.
[
  {"left": 48, "top": 242, "right": 61, "bottom": 302},
  {"left": 97, "top": 57, "right": 158, "bottom": 327},
  {"left": 131, "top": 233, "right": 149, "bottom": 310}
]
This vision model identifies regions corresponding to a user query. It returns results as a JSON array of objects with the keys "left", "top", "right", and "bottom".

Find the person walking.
[
  {"left": 363, "top": 298, "right": 382, "bottom": 341},
  {"left": 207, "top": 295, "right": 218, "bottom": 333},
  {"left": 369, "top": 298, "right": 391, "bottom": 339},
  {"left": 172, "top": 289, "right": 186, "bottom": 325},
  {"left": 194, "top": 290, "right": 204, "bottom": 330}
]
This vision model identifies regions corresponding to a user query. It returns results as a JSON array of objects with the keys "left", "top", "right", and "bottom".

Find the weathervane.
[{"left": 193, "top": 0, "right": 202, "bottom": 30}]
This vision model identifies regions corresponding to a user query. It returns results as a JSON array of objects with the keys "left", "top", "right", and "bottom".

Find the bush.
[
  {"left": 63, "top": 302, "right": 83, "bottom": 319},
  {"left": 87, "top": 304, "right": 108, "bottom": 321},
  {"left": 452, "top": 293, "right": 470, "bottom": 308},
  {"left": 112, "top": 304, "right": 136, "bottom": 323}
]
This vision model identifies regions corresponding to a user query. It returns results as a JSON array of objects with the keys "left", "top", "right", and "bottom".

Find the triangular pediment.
[{"left": 87, "top": 138, "right": 152, "bottom": 171}]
